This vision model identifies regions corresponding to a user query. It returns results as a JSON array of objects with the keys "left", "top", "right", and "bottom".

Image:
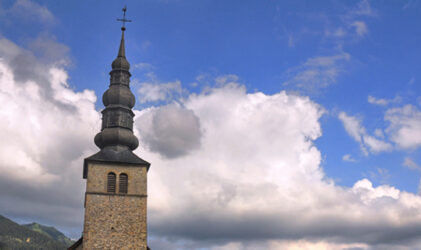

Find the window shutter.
[
  {"left": 107, "top": 172, "right": 116, "bottom": 193},
  {"left": 119, "top": 173, "right": 128, "bottom": 194}
]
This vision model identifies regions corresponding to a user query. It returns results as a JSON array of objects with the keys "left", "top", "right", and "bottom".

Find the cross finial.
[{"left": 117, "top": 5, "right": 132, "bottom": 31}]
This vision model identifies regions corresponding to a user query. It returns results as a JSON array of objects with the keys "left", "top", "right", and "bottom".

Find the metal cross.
[{"left": 117, "top": 6, "right": 132, "bottom": 30}]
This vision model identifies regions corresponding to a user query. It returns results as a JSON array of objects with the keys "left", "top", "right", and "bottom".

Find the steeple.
[
  {"left": 84, "top": 7, "right": 149, "bottom": 177},
  {"left": 74, "top": 7, "right": 150, "bottom": 250}
]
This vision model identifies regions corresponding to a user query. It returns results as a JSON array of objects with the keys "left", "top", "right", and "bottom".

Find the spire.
[
  {"left": 93, "top": 6, "right": 138, "bottom": 152},
  {"left": 112, "top": 29, "right": 130, "bottom": 71},
  {"left": 83, "top": 6, "right": 149, "bottom": 179},
  {"left": 112, "top": 6, "right": 131, "bottom": 71},
  {"left": 117, "top": 30, "right": 126, "bottom": 58}
]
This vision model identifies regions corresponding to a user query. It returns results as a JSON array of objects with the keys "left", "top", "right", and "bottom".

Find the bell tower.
[{"left": 80, "top": 7, "right": 150, "bottom": 250}]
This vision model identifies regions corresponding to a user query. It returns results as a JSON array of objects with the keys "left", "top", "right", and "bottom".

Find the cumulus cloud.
[
  {"left": 136, "top": 104, "right": 202, "bottom": 158},
  {"left": 340, "top": 104, "right": 421, "bottom": 157},
  {"left": 0, "top": 37, "right": 99, "bottom": 236},
  {"left": 150, "top": 237, "right": 371, "bottom": 250},
  {"left": 28, "top": 33, "right": 70, "bottom": 66},
  {"left": 136, "top": 72, "right": 186, "bottom": 104},
  {"left": 4, "top": 37, "right": 421, "bottom": 246},
  {"left": 385, "top": 105, "right": 421, "bottom": 149},
  {"left": 3, "top": 25, "right": 421, "bottom": 249},
  {"left": 133, "top": 83, "right": 421, "bottom": 249},
  {"left": 338, "top": 112, "right": 392, "bottom": 154},
  {"left": 138, "top": 80, "right": 183, "bottom": 103},
  {"left": 283, "top": 52, "right": 350, "bottom": 93}
]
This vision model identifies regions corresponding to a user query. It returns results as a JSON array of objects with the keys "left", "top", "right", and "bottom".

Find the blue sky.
[{"left": 1, "top": 0, "right": 421, "bottom": 249}]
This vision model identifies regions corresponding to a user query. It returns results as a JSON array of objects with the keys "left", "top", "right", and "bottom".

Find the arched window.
[
  {"left": 119, "top": 173, "right": 128, "bottom": 194},
  {"left": 107, "top": 172, "right": 116, "bottom": 193}
]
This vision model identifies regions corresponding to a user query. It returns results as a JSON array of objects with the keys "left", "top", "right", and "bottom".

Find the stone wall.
[
  {"left": 85, "top": 163, "right": 147, "bottom": 195},
  {"left": 82, "top": 162, "right": 147, "bottom": 250}
]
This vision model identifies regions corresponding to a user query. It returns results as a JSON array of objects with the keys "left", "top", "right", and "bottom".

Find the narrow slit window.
[
  {"left": 107, "top": 172, "right": 116, "bottom": 193},
  {"left": 119, "top": 173, "right": 128, "bottom": 194}
]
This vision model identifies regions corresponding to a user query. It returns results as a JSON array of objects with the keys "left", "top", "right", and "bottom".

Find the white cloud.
[
  {"left": 403, "top": 157, "right": 421, "bottom": 172},
  {"left": 214, "top": 74, "right": 239, "bottom": 86},
  {"left": 325, "top": 28, "right": 347, "bottom": 38},
  {"left": 9, "top": 0, "right": 55, "bottom": 24},
  {"left": 133, "top": 62, "right": 154, "bottom": 71},
  {"left": 349, "top": 0, "right": 376, "bottom": 18},
  {"left": 385, "top": 105, "right": 421, "bottom": 149},
  {"left": 351, "top": 21, "right": 368, "bottom": 37},
  {"left": 338, "top": 112, "right": 392, "bottom": 154},
  {"left": 0, "top": 37, "right": 99, "bottom": 235},
  {"left": 137, "top": 78, "right": 184, "bottom": 103},
  {"left": 150, "top": 237, "right": 372, "bottom": 250},
  {"left": 283, "top": 52, "right": 350, "bottom": 92},
  {"left": 367, "top": 167, "right": 391, "bottom": 184},
  {"left": 3, "top": 33, "right": 421, "bottom": 249},
  {"left": 136, "top": 104, "right": 201, "bottom": 158},
  {"left": 368, "top": 95, "right": 401, "bottom": 106},
  {"left": 368, "top": 95, "right": 388, "bottom": 106},
  {"left": 374, "top": 128, "right": 385, "bottom": 138},
  {"left": 343, "top": 154, "right": 356, "bottom": 162},
  {"left": 135, "top": 83, "right": 421, "bottom": 248}
]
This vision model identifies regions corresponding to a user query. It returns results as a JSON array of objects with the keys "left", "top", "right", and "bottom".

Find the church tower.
[{"left": 71, "top": 7, "right": 150, "bottom": 250}]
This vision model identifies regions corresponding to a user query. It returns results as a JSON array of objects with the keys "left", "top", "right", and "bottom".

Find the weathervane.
[{"left": 117, "top": 6, "right": 132, "bottom": 31}]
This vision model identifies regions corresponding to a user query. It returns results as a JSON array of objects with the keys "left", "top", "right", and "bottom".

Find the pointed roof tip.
[
  {"left": 118, "top": 29, "right": 126, "bottom": 58},
  {"left": 112, "top": 7, "right": 131, "bottom": 70},
  {"left": 111, "top": 28, "right": 130, "bottom": 70}
]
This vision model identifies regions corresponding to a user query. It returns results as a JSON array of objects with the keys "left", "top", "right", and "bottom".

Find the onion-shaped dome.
[
  {"left": 112, "top": 56, "right": 130, "bottom": 70},
  {"left": 102, "top": 86, "right": 135, "bottom": 108},
  {"left": 94, "top": 128, "right": 139, "bottom": 151}
]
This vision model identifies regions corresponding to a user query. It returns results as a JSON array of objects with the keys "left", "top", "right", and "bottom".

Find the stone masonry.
[{"left": 82, "top": 163, "right": 148, "bottom": 250}]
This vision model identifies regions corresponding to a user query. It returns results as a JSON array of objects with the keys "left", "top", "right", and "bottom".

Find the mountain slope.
[
  {"left": 0, "top": 215, "right": 69, "bottom": 250},
  {"left": 23, "top": 222, "right": 73, "bottom": 246}
]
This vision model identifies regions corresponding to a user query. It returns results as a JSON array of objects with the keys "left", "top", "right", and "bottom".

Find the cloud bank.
[
  {"left": 135, "top": 81, "right": 421, "bottom": 249},
  {"left": 0, "top": 37, "right": 99, "bottom": 236},
  {"left": 1, "top": 32, "right": 421, "bottom": 250}
]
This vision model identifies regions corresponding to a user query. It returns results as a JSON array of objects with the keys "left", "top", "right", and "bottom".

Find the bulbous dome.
[
  {"left": 103, "top": 85, "right": 135, "bottom": 108},
  {"left": 112, "top": 57, "right": 130, "bottom": 70},
  {"left": 94, "top": 128, "right": 139, "bottom": 151}
]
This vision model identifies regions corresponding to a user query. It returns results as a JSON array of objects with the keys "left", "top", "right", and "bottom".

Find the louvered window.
[
  {"left": 119, "top": 173, "right": 128, "bottom": 194},
  {"left": 107, "top": 172, "right": 116, "bottom": 193}
]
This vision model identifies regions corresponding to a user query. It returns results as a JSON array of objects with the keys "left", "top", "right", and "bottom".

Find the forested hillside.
[{"left": 0, "top": 215, "right": 73, "bottom": 249}]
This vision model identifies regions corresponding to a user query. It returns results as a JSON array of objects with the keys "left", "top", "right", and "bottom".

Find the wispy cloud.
[
  {"left": 338, "top": 112, "right": 392, "bottom": 155},
  {"left": 9, "top": 0, "right": 55, "bottom": 25},
  {"left": 343, "top": 154, "right": 356, "bottom": 162},
  {"left": 367, "top": 168, "right": 392, "bottom": 184},
  {"left": 403, "top": 157, "right": 421, "bottom": 172},
  {"left": 348, "top": 0, "right": 376, "bottom": 18},
  {"left": 133, "top": 62, "right": 155, "bottom": 71},
  {"left": 368, "top": 95, "right": 401, "bottom": 106},
  {"left": 351, "top": 21, "right": 368, "bottom": 37},
  {"left": 283, "top": 52, "right": 350, "bottom": 93}
]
